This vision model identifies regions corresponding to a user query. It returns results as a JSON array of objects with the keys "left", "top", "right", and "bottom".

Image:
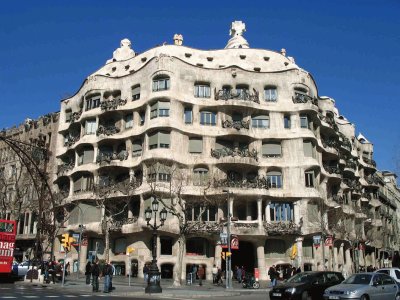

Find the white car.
[{"left": 376, "top": 268, "right": 400, "bottom": 283}]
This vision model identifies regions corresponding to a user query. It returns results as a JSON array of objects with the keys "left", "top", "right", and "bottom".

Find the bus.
[{"left": 0, "top": 219, "right": 16, "bottom": 280}]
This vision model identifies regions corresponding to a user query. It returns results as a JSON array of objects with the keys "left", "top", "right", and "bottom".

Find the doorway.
[{"left": 230, "top": 241, "right": 255, "bottom": 274}]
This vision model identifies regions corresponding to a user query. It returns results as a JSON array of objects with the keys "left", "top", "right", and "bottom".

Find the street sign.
[
  {"left": 81, "top": 239, "right": 88, "bottom": 246},
  {"left": 220, "top": 233, "right": 227, "bottom": 247},
  {"left": 126, "top": 246, "right": 135, "bottom": 255},
  {"left": 313, "top": 235, "right": 321, "bottom": 249},
  {"left": 230, "top": 235, "right": 239, "bottom": 250},
  {"left": 325, "top": 236, "right": 333, "bottom": 247}
]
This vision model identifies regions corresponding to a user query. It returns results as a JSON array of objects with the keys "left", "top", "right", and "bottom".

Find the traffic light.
[
  {"left": 226, "top": 251, "right": 232, "bottom": 257},
  {"left": 221, "top": 252, "right": 226, "bottom": 260},
  {"left": 66, "top": 236, "right": 76, "bottom": 252},
  {"left": 61, "top": 234, "right": 69, "bottom": 251}
]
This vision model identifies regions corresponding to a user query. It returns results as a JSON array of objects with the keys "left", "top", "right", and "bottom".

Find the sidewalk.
[{"left": 19, "top": 275, "right": 271, "bottom": 298}]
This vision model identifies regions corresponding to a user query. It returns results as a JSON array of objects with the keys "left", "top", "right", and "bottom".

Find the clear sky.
[{"left": 0, "top": 0, "right": 399, "bottom": 174}]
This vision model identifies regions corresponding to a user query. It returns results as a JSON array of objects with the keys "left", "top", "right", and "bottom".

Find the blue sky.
[{"left": 0, "top": 0, "right": 399, "bottom": 173}]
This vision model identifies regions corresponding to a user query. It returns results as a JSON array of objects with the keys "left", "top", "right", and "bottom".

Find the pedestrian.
[
  {"left": 91, "top": 260, "right": 100, "bottom": 292},
  {"left": 268, "top": 265, "right": 278, "bottom": 287},
  {"left": 65, "top": 262, "right": 70, "bottom": 276},
  {"left": 48, "top": 261, "right": 56, "bottom": 284},
  {"left": 212, "top": 264, "right": 218, "bottom": 284},
  {"left": 197, "top": 265, "right": 205, "bottom": 286},
  {"left": 192, "top": 264, "right": 198, "bottom": 284},
  {"left": 236, "top": 266, "right": 243, "bottom": 283},
  {"left": 109, "top": 263, "right": 115, "bottom": 292},
  {"left": 143, "top": 263, "right": 149, "bottom": 283},
  {"left": 85, "top": 261, "right": 92, "bottom": 285},
  {"left": 102, "top": 261, "right": 112, "bottom": 293}
]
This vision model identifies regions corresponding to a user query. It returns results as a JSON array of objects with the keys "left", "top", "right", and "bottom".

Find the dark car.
[{"left": 269, "top": 271, "right": 344, "bottom": 300}]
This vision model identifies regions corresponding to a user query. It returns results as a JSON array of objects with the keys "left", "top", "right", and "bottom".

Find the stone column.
[
  {"left": 257, "top": 198, "right": 263, "bottom": 227},
  {"left": 333, "top": 246, "right": 338, "bottom": 271},
  {"left": 296, "top": 237, "right": 304, "bottom": 271},
  {"left": 27, "top": 212, "right": 32, "bottom": 234},
  {"left": 69, "top": 177, "right": 74, "bottom": 197},
  {"left": 256, "top": 241, "right": 267, "bottom": 281},
  {"left": 79, "top": 243, "right": 89, "bottom": 274},
  {"left": 345, "top": 247, "right": 353, "bottom": 275},
  {"left": 265, "top": 201, "right": 271, "bottom": 222},
  {"left": 371, "top": 249, "right": 376, "bottom": 268},
  {"left": 214, "top": 244, "right": 222, "bottom": 269},
  {"left": 293, "top": 202, "right": 300, "bottom": 225},
  {"left": 246, "top": 201, "right": 251, "bottom": 221},
  {"left": 339, "top": 243, "right": 344, "bottom": 271}
]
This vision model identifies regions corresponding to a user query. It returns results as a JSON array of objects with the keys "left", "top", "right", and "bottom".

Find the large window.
[
  {"left": 262, "top": 142, "right": 282, "bottom": 158},
  {"left": 139, "top": 111, "right": 145, "bottom": 126},
  {"left": 132, "top": 85, "right": 140, "bottom": 100},
  {"left": 85, "top": 119, "right": 97, "bottom": 135},
  {"left": 305, "top": 170, "right": 315, "bottom": 187},
  {"left": 85, "top": 95, "right": 101, "bottom": 111},
  {"left": 284, "top": 115, "right": 291, "bottom": 129},
  {"left": 148, "top": 131, "right": 170, "bottom": 149},
  {"left": 303, "top": 141, "right": 314, "bottom": 158},
  {"left": 189, "top": 137, "right": 203, "bottom": 153},
  {"left": 252, "top": 115, "right": 270, "bottom": 129},
  {"left": 152, "top": 76, "right": 170, "bottom": 92},
  {"left": 73, "top": 174, "right": 94, "bottom": 193},
  {"left": 147, "top": 163, "right": 171, "bottom": 182},
  {"left": 124, "top": 114, "right": 133, "bottom": 129},
  {"left": 184, "top": 107, "right": 193, "bottom": 124},
  {"left": 193, "top": 167, "right": 209, "bottom": 186},
  {"left": 266, "top": 171, "right": 282, "bottom": 188},
  {"left": 150, "top": 101, "right": 170, "bottom": 119},
  {"left": 132, "top": 140, "right": 143, "bottom": 157},
  {"left": 186, "top": 205, "right": 217, "bottom": 221},
  {"left": 194, "top": 84, "right": 211, "bottom": 98},
  {"left": 200, "top": 111, "right": 217, "bottom": 126},
  {"left": 300, "top": 114, "right": 310, "bottom": 129},
  {"left": 270, "top": 202, "right": 294, "bottom": 221},
  {"left": 77, "top": 146, "right": 94, "bottom": 165},
  {"left": 264, "top": 87, "right": 277, "bottom": 102}
]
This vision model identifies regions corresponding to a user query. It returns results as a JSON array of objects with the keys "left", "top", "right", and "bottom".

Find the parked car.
[
  {"left": 376, "top": 267, "right": 400, "bottom": 283},
  {"left": 323, "top": 272, "right": 400, "bottom": 300},
  {"left": 269, "top": 271, "right": 344, "bottom": 300},
  {"left": 12, "top": 261, "right": 31, "bottom": 279}
]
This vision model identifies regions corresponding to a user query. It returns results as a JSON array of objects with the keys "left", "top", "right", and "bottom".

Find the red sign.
[
  {"left": 358, "top": 242, "right": 365, "bottom": 251},
  {"left": 221, "top": 235, "right": 239, "bottom": 250},
  {"left": 0, "top": 220, "right": 16, "bottom": 275},
  {"left": 254, "top": 268, "right": 259, "bottom": 280},
  {"left": 82, "top": 239, "right": 88, "bottom": 246},
  {"left": 325, "top": 236, "right": 333, "bottom": 247}
]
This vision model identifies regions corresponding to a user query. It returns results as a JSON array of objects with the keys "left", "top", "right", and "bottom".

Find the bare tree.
[{"left": 146, "top": 161, "right": 223, "bottom": 286}]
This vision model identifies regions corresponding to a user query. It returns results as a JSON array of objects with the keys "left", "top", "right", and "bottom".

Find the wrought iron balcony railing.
[
  {"left": 321, "top": 136, "right": 339, "bottom": 150},
  {"left": 221, "top": 119, "right": 250, "bottom": 130},
  {"left": 96, "top": 125, "right": 120, "bottom": 136},
  {"left": 213, "top": 176, "right": 270, "bottom": 189},
  {"left": 323, "top": 164, "right": 341, "bottom": 175},
  {"left": 292, "top": 92, "right": 318, "bottom": 105},
  {"left": 57, "top": 160, "right": 75, "bottom": 175},
  {"left": 363, "top": 157, "right": 377, "bottom": 167},
  {"left": 338, "top": 133, "right": 352, "bottom": 152},
  {"left": 211, "top": 147, "right": 258, "bottom": 161},
  {"left": 214, "top": 88, "right": 260, "bottom": 103},
  {"left": 96, "top": 151, "right": 128, "bottom": 164},
  {"left": 100, "top": 98, "right": 127, "bottom": 111},
  {"left": 263, "top": 221, "right": 301, "bottom": 235},
  {"left": 343, "top": 178, "right": 363, "bottom": 193},
  {"left": 64, "top": 134, "right": 80, "bottom": 147},
  {"left": 67, "top": 110, "right": 82, "bottom": 123}
]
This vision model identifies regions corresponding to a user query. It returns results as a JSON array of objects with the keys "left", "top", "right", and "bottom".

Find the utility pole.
[{"left": 223, "top": 190, "right": 232, "bottom": 289}]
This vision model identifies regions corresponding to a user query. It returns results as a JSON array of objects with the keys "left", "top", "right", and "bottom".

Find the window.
[
  {"left": 184, "top": 107, "right": 192, "bottom": 124},
  {"left": 284, "top": 115, "right": 291, "bottom": 129},
  {"left": 85, "top": 95, "right": 101, "bottom": 111},
  {"left": 147, "top": 163, "right": 171, "bottom": 182},
  {"left": 139, "top": 111, "right": 145, "bottom": 126},
  {"left": 132, "top": 140, "right": 143, "bottom": 157},
  {"left": 85, "top": 119, "right": 97, "bottom": 135},
  {"left": 266, "top": 171, "right": 282, "bottom": 188},
  {"left": 303, "top": 141, "right": 314, "bottom": 158},
  {"left": 65, "top": 109, "right": 72, "bottom": 122},
  {"left": 200, "top": 111, "right": 216, "bottom": 126},
  {"left": 148, "top": 131, "right": 170, "bottom": 149},
  {"left": 186, "top": 205, "right": 216, "bottom": 221},
  {"left": 305, "top": 170, "right": 315, "bottom": 187},
  {"left": 193, "top": 167, "right": 209, "bottom": 186},
  {"left": 194, "top": 84, "right": 211, "bottom": 98},
  {"left": 270, "top": 202, "right": 294, "bottom": 221},
  {"left": 189, "top": 137, "right": 203, "bottom": 153},
  {"left": 252, "top": 115, "right": 270, "bottom": 129},
  {"left": 160, "top": 237, "right": 173, "bottom": 255},
  {"left": 73, "top": 174, "right": 94, "bottom": 193},
  {"left": 152, "top": 76, "right": 170, "bottom": 92},
  {"left": 150, "top": 101, "right": 170, "bottom": 119},
  {"left": 264, "top": 87, "right": 277, "bottom": 102},
  {"left": 132, "top": 85, "right": 140, "bottom": 100},
  {"left": 78, "top": 147, "right": 94, "bottom": 165},
  {"left": 124, "top": 114, "right": 133, "bottom": 129},
  {"left": 262, "top": 142, "right": 282, "bottom": 158},
  {"left": 300, "top": 114, "right": 310, "bottom": 129}
]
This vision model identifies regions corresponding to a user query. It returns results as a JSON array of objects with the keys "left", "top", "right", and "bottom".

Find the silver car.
[{"left": 323, "top": 273, "right": 400, "bottom": 300}]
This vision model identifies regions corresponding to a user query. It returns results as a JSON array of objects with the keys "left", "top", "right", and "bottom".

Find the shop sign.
[
  {"left": 221, "top": 234, "right": 239, "bottom": 250},
  {"left": 325, "top": 236, "right": 333, "bottom": 247},
  {"left": 313, "top": 235, "right": 321, "bottom": 249}
]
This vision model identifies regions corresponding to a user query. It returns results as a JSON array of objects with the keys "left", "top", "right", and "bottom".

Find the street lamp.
[
  {"left": 144, "top": 197, "right": 168, "bottom": 294},
  {"left": 222, "top": 189, "right": 232, "bottom": 289}
]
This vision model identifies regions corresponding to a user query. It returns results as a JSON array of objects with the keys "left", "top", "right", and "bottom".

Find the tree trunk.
[
  {"left": 173, "top": 235, "right": 186, "bottom": 287},
  {"left": 104, "top": 219, "right": 110, "bottom": 262}
]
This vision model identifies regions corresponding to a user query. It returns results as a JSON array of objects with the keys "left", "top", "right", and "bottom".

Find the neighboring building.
[
  {"left": 0, "top": 113, "right": 59, "bottom": 261},
  {"left": 2, "top": 21, "right": 399, "bottom": 281}
]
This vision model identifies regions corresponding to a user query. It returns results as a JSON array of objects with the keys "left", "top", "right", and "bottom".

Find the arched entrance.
[{"left": 231, "top": 241, "right": 255, "bottom": 273}]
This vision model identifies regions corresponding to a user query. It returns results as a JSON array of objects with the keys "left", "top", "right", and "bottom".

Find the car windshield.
[
  {"left": 343, "top": 274, "right": 372, "bottom": 284},
  {"left": 287, "top": 273, "right": 314, "bottom": 283}
]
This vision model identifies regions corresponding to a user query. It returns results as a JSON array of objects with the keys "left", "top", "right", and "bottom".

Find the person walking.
[
  {"left": 143, "top": 263, "right": 149, "bottom": 283},
  {"left": 212, "top": 264, "right": 218, "bottom": 284},
  {"left": 197, "top": 265, "right": 205, "bottom": 286},
  {"left": 236, "top": 266, "right": 243, "bottom": 283},
  {"left": 91, "top": 260, "right": 100, "bottom": 292},
  {"left": 191, "top": 264, "right": 197, "bottom": 284},
  {"left": 85, "top": 261, "right": 92, "bottom": 285},
  {"left": 102, "top": 261, "right": 112, "bottom": 293},
  {"left": 268, "top": 265, "right": 278, "bottom": 287}
]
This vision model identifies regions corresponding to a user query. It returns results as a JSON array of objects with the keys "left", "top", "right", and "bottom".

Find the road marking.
[
  {"left": 1, "top": 297, "right": 17, "bottom": 299},
  {"left": 23, "top": 297, "right": 39, "bottom": 299},
  {"left": 45, "top": 297, "right": 59, "bottom": 298},
  {"left": 64, "top": 296, "right": 77, "bottom": 298},
  {"left": 79, "top": 296, "right": 92, "bottom": 297}
]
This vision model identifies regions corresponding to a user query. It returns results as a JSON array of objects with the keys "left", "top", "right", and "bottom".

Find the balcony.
[
  {"left": 292, "top": 92, "right": 318, "bottom": 105},
  {"left": 321, "top": 136, "right": 339, "bottom": 150},
  {"left": 102, "top": 216, "right": 138, "bottom": 233},
  {"left": 214, "top": 88, "right": 260, "bottom": 103},
  {"left": 319, "top": 112, "right": 338, "bottom": 131},
  {"left": 344, "top": 159, "right": 358, "bottom": 170},
  {"left": 96, "top": 125, "right": 120, "bottom": 136},
  {"left": 186, "top": 221, "right": 221, "bottom": 234},
  {"left": 263, "top": 221, "right": 301, "bottom": 235},
  {"left": 213, "top": 176, "right": 269, "bottom": 189},
  {"left": 365, "top": 175, "right": 380, "bottom": 186},
  {"left": 343, "top": 178, "right": 362, "bottom": 193},
  {"left": 323, "top": 163, "right": 341, "bottom": 175},
  {"left": 221, "top": 119, "right": 250, "bottom": 130},
  {"left": 57, "top": 160, "right": 75, "bottom": 175},
  {"left": 100, "top": 98, "right": 127, "bottom": 111},
  {"left": 64, "top": 134, "right": 80, "bottom": 147},
  {"left": 338, "top": 133, "right": 352, "bottom": 152},
  {"left": 363, "top": 157, "right": 377, "bottom": 168},
  {"left": 67, "top": 110, "right": 82, "bottom": 123},
  {"left": 96, "top": 150, "right": 128, "bottom": 164},
  {"left": 211, "top": 147, "right": 258, "bottom": 161}
]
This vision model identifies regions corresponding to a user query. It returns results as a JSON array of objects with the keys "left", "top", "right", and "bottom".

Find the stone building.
[
  {"left": 0, "top": 113, "right": 59, "bottom": 261},
  {"left": 2, "top": 21, "right": 397, "bottom": 281}
]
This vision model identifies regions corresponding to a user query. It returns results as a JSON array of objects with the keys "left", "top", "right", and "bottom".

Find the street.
[{"left": 0, "top": 282, "right": 271, "bottom": 300}]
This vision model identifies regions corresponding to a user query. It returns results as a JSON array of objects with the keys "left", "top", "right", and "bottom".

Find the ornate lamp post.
[{"left": 144, "top": 197, "right": 167, "bottom": 294}]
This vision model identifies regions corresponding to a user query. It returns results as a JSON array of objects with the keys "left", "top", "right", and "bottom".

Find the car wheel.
[
  {"left": 360, "top": 295, "right": 369, "bottom": 300},
  {"left": 242, "top": 282, "right": 247, "bottom": 288},
  {"left": 395, "top": 294, "right": 400, "bottom": 300},
  {"left": 301, "top": 291, "right": 311, "bottom": 300},
  {"left": 253, "top": 282, "right": 260, "bottom": 289}
]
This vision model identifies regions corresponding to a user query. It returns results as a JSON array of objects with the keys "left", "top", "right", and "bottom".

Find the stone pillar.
[
  {"left": 265, "top": 201, "right": 271, "bottom": 222},
  {"left": 79, "top": 243, "right": 89, "bottom": 274},
  {"left": 229, "top": 197, "right": 233, "bottom": 219},
  {"left": 214, "top": 244, "right": 222, "bottom": 269},
  {"left": 345, "top": 247, "right": 353, "bottom": 275},
  {"left": 257, "top": 198, "right": 263, "bottom": 226},
  {"left": 333, "top": 247, "right": 338, "bottom": 271},
  {"left": 256, "top": 241, "right": 267, "bottom": 281},
  {"left": 339, "top": 243, "right": 344, "bottom": 271},
  {"left": 69, "top": 177, "right": 74, "bottom": 197},
  {"left": 246, "top": 201, "right": 251, "bottom": 221},
  {"left": 371, "top": 249, "right": 376, "bottom": 268},
  {"left": 27, "top": 212, "right": 32, "bottom": 234},
  {"left": 293, "top": 202, "right": 300, "bottom": 225},
  {"left": 296, "top": 237, "right": 304, "bottom": 271}
]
